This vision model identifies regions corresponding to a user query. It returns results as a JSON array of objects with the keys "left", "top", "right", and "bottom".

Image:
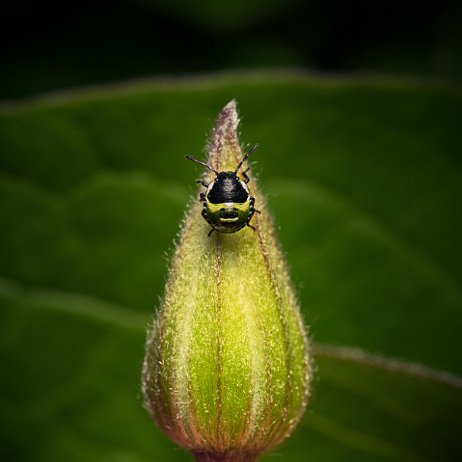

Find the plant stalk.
[{"left": 193, "top": 452, "right": 258, "bottom": 462}]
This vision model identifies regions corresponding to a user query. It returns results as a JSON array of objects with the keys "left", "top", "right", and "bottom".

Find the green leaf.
[{"left": 1, "top": 73, "right": 461, "bottom": 461}]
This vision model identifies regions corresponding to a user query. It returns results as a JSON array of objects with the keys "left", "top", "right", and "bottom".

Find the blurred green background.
[{"left": 1, "top": 1, "right": 462, "bottom": 461}]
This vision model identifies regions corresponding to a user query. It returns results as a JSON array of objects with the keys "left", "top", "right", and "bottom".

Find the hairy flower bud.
[{"left": 142, "top": 100, "right": 311, "bottom": 462}]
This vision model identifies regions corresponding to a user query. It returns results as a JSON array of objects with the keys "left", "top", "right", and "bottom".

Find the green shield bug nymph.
[{"left": 186, "top": 144, "right": 260, "bottom": 237}]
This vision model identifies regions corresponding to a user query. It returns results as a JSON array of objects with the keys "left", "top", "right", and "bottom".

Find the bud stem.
[{"left": 193, "top": 452, "right": 257, "bottom": 462}]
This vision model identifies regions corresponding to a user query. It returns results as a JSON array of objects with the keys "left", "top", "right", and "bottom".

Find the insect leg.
[
  {"left": 249, "top": 196, "right": 260, "bottom": 213},
  {"left": 196, "top": 179, "right": 209, "bottom": 187}
]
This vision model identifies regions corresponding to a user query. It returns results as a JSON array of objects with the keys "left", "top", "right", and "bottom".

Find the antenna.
[
  {"left": 185, "top": 156, "right": 219, "bottom": 175},
  {"left": 234, "top": 143, "right": 259, "bottom": 174}
]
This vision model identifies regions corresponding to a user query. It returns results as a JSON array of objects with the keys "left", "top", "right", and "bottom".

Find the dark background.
[{"left": 2, "top": 0, "right": 461, "bottom": 100}]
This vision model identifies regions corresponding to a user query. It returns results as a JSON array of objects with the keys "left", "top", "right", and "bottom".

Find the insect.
[{"left": 186, "top": 144, "right": 260, "bottom": 236}]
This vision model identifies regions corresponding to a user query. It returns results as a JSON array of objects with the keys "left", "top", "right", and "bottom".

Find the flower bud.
[{"left": 142, "top": 100, "right": 311, "bottom": 462}]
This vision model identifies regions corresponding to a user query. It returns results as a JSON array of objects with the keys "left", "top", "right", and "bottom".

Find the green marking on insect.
[{"left": 186, "top": 144, "right": 260, "bottom": 237}]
